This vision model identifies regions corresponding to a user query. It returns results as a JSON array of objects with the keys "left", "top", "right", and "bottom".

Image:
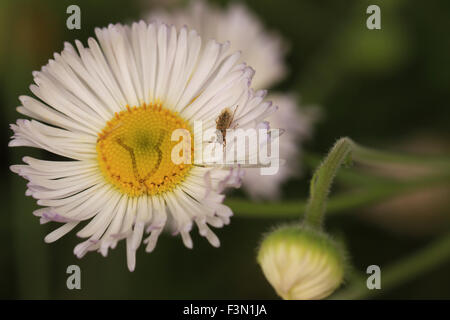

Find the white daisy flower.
[
  {"left": 147, "top": 0, "right": 287, "bottom": 90},
  {"left": 148, "top": 0, "right": 317, "bottom": 200},
  {"left": 9, "top": 21, "right": 277, "bottom": 271}
]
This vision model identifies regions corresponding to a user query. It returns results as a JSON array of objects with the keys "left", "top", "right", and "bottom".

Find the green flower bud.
[{"left": 257, "top": 225, "right": 345, "bottom": 300}]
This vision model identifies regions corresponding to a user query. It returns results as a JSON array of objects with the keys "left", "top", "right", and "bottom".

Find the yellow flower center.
[{"left": 96, "top": 103, "right": 193, "bottom": 197}]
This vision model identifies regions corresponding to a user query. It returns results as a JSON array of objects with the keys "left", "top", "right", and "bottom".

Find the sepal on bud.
[{"left": 257, "top": 225, "right": 346, "bottom": 300}]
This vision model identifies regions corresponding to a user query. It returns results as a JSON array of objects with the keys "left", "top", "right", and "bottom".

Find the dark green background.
[{"left": 1, "top": 0, "right": 449, "bottom": 299}]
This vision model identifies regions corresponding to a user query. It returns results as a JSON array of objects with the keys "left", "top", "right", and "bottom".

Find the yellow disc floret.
[{"left": 96, "top": 103, "right": 193, "bottom": 197}]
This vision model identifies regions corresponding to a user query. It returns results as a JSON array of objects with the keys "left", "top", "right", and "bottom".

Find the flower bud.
[{"left": 257, "top": 225, "right": 345, "bottom": 300}]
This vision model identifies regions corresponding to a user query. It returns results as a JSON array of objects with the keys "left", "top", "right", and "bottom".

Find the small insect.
[{"left": 215, "top": 106, "right": 238, "bottom": 148}]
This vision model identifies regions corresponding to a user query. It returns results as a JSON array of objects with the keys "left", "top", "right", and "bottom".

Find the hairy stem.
[{"left": 303, "top": 138, "right": 354, "bottom": 228}]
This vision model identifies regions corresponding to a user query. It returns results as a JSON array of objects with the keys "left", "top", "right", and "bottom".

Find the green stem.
[
  {"left": 303, "top": 138, "right": 354, "bottom": 228},
  {"left": 351, "top": 144, "right": 450, "bottom": 170},
  {"left": 227, "top": 174, "right": 449, "bottom": 218},
  {"left": 304, "top": 151, "right": 437, "bottom": 187},
  {"left": 332, "top": 232, "right": 450, "bottom": 299}
]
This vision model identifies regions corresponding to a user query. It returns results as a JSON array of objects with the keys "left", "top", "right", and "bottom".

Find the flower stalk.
[{"left": 303, "top": 137, "right": 354, "bottom": 228}]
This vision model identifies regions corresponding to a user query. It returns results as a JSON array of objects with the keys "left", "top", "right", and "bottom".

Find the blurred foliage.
[{"left": 1, "top": 0, "right": 449, "bottom": 299}]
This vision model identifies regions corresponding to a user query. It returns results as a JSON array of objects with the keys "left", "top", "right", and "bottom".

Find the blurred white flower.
[
  {"left": 147, "top": 0, "right": 287, "bottom": 89},
  {"left": 242, "top": 94, "right": 318, "bottom": 199},
  {"left": 148, "top": 0, "right": 318, "bottom": 200}
]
